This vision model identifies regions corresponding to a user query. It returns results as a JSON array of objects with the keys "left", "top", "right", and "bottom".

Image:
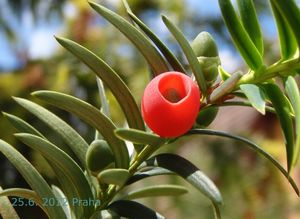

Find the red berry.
[{"left": 141, "top": 71, "right": 201, "bottom": 137}]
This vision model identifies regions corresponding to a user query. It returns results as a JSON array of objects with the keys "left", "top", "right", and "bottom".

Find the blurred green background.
[{"left": 0, "top": 0, "right": 299, "bottom": 218}]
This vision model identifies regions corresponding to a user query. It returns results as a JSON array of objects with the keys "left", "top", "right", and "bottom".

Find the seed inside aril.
[{"left": 163, "top": 88, "right": 182, "bottom": 103}]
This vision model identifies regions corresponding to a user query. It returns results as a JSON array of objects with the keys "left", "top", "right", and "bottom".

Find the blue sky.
[{"left": 0, "top": 0, "right": 70, "bottom": 72}]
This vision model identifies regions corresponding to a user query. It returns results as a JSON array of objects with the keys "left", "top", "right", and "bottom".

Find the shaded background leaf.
[{"left": 108, "top": 200, "right": 165, "bottom": 219}]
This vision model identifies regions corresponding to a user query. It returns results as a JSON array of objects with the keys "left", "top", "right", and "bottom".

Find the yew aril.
[{"left": 141, "top": 71, "right": 201, "bottom": 137}]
